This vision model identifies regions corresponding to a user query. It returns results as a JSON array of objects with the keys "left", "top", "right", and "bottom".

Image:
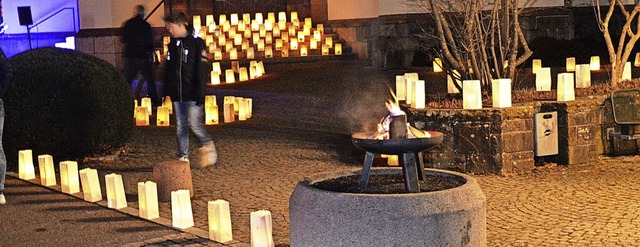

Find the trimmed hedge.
[{"left": 4, "top": 47, "right": 133, "bottom": 167}]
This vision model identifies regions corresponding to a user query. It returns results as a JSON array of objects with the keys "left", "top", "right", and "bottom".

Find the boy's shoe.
[
  {"left": 198, "top": 141, "right": 218, "bottom": 168},
  {"left": 0, "top": 194, "right": 6, "bottom": 204},
  {"left": 178, "top": 156, "right": 189, "bottom": 163}
]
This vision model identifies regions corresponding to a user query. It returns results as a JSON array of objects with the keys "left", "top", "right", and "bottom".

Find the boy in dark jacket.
[{"left": 163, "top": 12, "right": 217, "bottom": 167}]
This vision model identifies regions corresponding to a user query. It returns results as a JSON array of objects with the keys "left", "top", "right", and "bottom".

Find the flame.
[{"left": 386, "top": 89, "right": 405, "bottom": 116}]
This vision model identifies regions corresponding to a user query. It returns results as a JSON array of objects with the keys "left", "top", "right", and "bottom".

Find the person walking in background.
[
  {"left": 163, "top": 12, "right": 217, "bottom": 167},
  {"left": 0, "top": 47, "right": 12, "bottom": 204},
  {"left": 121, "top": 4, "right": 160, "bottom": 106}
]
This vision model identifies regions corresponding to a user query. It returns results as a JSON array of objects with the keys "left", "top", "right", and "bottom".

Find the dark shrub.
[{"left": 4, "top": 47, "right": 132, "bottom": 168}]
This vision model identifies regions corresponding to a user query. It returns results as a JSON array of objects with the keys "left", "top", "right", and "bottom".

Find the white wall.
[
  {"left": 3, "top": 0, "right": 78, "bottom": 34},
  {"left": 79, "top": 0, "right": 164, "bottom": 30}
]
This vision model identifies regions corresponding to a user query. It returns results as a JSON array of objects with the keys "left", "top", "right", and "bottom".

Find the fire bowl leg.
[
  {"left": 402, "top": 152, "right": 420, "bottom": 193},
  {"left": 359, "top": 152, "right": 375, "bottom": 188}
]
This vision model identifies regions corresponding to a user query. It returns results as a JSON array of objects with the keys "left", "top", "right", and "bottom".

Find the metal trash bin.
[{"left": 534, "top": 111, "right": 558, "bottom": 156}]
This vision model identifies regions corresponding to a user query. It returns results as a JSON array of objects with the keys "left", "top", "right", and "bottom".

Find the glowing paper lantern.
[
  {"left": 138, "top": 181, "right": 159, "bottom": 220},
  {"left": 247, "top": 47, "right": 255, "bottom": 59},
  {"left": 206, "top": 15, "right": 215, "bottom": 26},
  {"left": 491, "top": 78, "right": 512, "bottom": 108},
  {"left": 447, "top": 69, "right": 461, "bottom": 94},
  {"left": 265, "top": 46, "right": 273, "bottom": 58},
  {"left": 205, "top": 35, "right": 214, "bottom": 46},
  {"left": 557, "top": 73, "right": 575, "bottom": 102},
  {"left": 412, "top": 80, "right": 426, "bottom": 109},
  {"left": 289, "top": 25, "right": 297, "bottom": 36},
  {"left": 234, "top": 34, "right": 242, "bottom": 45},
  {"left": 230, "top": 48, "right": 238, "bottom": 60},
  {"left": 244, "top": 28, "right": 252, "bottom": 38},
  {"left": 193, "top": 15, "right": 201, "bottom": 30},
  {"left": 290, "top": 39, "right": 299, "bottom": 50},
  {"left": 635, "top": 53, "right": 640, "bottom": 67},
  {"left": 590, "top": 56, "right": 600, "bottom": 70},
  {"left": 273, "top": 26, "right": 281, "bottom": 37},
  {"left": 325, "top": 37, "right": 333, "bottom": 48},
  {"left": 206, "top": 95, "right": 217, "bottom": 107},
  {"left": 79, "top": 168, "right": 102, "bottom": 202},
  {"left": 246, "top": 98, "right": 253, "bottom": 118},
  {"left": 566, "top": 57, "right": 576, "bottom": 72},
  {"left": 206, "top": 105, "right": 219, "bottom": 125},
  {"left": 275, "top": 39, "right": 283, "bottom": 50},
  {"left": 255, "top": 13, "right": 264, "bottom": 24},
  {"left": 37, "top": 154, "right": 56, "bottom": 186},
  {"left": 250, "top": 210, "right": 274, "bottom": 247},
  {"left": 135, "top": 106, "right": 150, "bottom": 126},
  {"left": 238, "top": 100, "right": 248, "bottom": 121},
  {"left": 211, "top": 71, "right": 221, "bottom": 85},
  {"left": 233, "top": 97, "right": 243, "bottom": 114},
  {"left": 141, "top": 97, "right": 152, "bottom": 113},
  {"left": 224, "top": 103, "right": 235, "bottom": 123},
  {"left": 250, "top": 66, "right": 257, "bottom": 79},
  {"left": 281, "top": 48, "right": 289, "bottom": 57},
  {"left": 258, "top": 61, "right": 266, "bottom": 76},
  {"left": 267, "top": 12, "right": 276, "bottom": 23},
  {"left": 239, "top": 67, "right": 249, "bottom": 81},
  {"left": 395, "top": 75, "right": 406, "bottom": 101},
  {"left": 252, "top": 33, "right": 260, "bottom": 44},
  {"left": 258, "top": 40, "right": 265, "bottom": 52},
  {"left": 225, "top": 69, "right": 236, "bottom": 83},
  {"left": 230, "top": 13, "right": 239, "bottom": 25},
  {"left": 334, "top": 43, "right": 342, "bottom": 55},
  {"left": 18, "top": 149, "right": 36, "bottom": 180},
  {"left": 278, "top": 12, "right": 287, "bottom": 22},
  {"left": 321, "top": 45, "right": 329, "bottom": 56},
  {"left": 291, "top": 12, "right": 299, "bottom": 22},
  {"left": 576, "top": 64, "right": 591, "bottom": 88},
  {"left": 381, "top": 154, "right": 399, "bottom": 166},
  {"left": 462, "top": 80, "right": 482, "bottom": 110},
  {"left": 622, "top": 61, "right": 632, "bottom": 81},
  {"left": 218, "top": 34, "right": 226, "bottom": 46},
  {"left": 303, "top": 25, "right": 311, "bottom": 36},
  {"left": 171, "top": 189, "right": 195, "bottom": 229},
  {"left": 282, "top": 32, "right": 289, "bottom": 42},
  {"left": 278, "top": 20, "right": 286, "bottom": 30},
  {"left": 105, "top": 173, "right": 127, "bottom": 209},
  {"left": 214, "top": 48, "right": 223, "bottom": 60},
  {"left": 297, "top": 32, "right": 305, "bottom": 42},
  {"left": 404, "top": 72, "right": 419, "bottom": 105},
  {"left": 157, "top": 106, "right": 170, "bottom": 126},
  {"left": 300, "top": 45, "right": 308, "bottom": 56},
  {"left": 433, "top": 58, "right": 443, "bottom": 72},
  {"left": 243, "top": 13, "right": 251, "bottom": 23},
  {"left": 313, "top": 30, "right": 321, "bottom": 41},
  {"left": 60, "top": 161, "right": 80, "bottom": 194},
  {"left": 242, "top": 39, "right": 250, "bottom": 51},
  {"left": 218, "top": 14, "right": 227, "bottom": 25},
  {"left": 162, "top": 96, "right": 173, "bottom": 114},
  {"left": 208, "top": 200, "right": 233, "bottom": 242},
  {"left": 317, "top": 24, "right": 324, "bottom": 35},
  {"left": 535, "top": 67, "right": 552, "bottom": 91},
  {"left": 310, "top": 38, "right": 318, "bottom": 50},
  {"left": 266, "top": 33, "right": 273, "bottom": 44},
  {"left": 532, "top": 59, "right": 541, "bottom": 74},
  {"left": 251, "top": 20, "right": 260, "bottom": 31}
]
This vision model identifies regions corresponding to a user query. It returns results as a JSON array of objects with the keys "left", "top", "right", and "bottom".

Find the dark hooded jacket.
[
  {"left": 0, "top": 47, "right": 11, "bottom": 98},
  {"left": 163, "top": 33, "right": 207, "bottom": 105}
]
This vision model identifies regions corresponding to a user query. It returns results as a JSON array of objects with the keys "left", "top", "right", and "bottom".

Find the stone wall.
[{"left": 406, "top": 94, "right": 624, "bottom": 175}]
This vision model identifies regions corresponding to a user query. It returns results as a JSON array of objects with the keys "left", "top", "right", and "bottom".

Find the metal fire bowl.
[{"left": 351, "top": 131, "right": 444, "bottom": 155}]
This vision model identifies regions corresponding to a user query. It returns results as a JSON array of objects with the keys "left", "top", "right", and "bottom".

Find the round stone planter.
[{"left": 289, "top": 168, "right": 486, "bottom": 246}]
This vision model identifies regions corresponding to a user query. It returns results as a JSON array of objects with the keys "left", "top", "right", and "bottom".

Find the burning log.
[{"left": 371, "top": 90, "right": 431, "bottom": 140}]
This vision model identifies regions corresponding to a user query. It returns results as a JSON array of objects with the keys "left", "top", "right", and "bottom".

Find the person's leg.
[
  {"left": 142, "top": 59, "right": 160, "bottom": 105},
  {"left": 0, "top": 100, "right": 6, "bottom": 204},
  {"left": 186, "top": 102, "right": 217, "bottom": 167},
  {"left": 174, "top": 102, "right": 190, "bottom": 160},
  {"left": 132, "top": 59, "right": 146, "bottom": 100}
]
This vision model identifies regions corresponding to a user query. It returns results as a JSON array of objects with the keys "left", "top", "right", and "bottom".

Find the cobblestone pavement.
[{"left": 9, "top": 60, "right": 640, "bottom": 246}]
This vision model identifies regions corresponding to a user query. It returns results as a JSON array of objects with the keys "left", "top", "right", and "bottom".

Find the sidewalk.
[{"left": 2, "top": 60, "right": 640, "bottom": 246}]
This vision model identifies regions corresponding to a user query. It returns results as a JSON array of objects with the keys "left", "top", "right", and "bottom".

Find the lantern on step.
[
  {"left": 209, "top": 200, "right": 233, "bottom": 242},
  {"left": 291, "top": 12, "right": 299, "bottom": 22},
  {"left": 157, "top": 106, "right": 170, "bottom": 126},
  {"left": 60, "top": 160, "right": 80, "bottom": 194},
  {"left": 218, "top": 14, "right": 227, "bottom": 25},
  {"left": 218, "top": 35, "right": 226, "bottom": 46},
  {"left": 266, "top": 32, "right": 273, "bottom": 44},
  {"left": 211, "top": 71, "right": 221, "bottom": 85},
  {"left": 535, "top": 67, "right": 551, "bottom": 91},
  {"left": 247, "top": 47, "right": 255, "bottom": 59},
  {"left": 297, "top": 32, "right": 305, "bottom": 42},
  {"left": 310, "top": 38, "right": 318, "bottom": 50},
  {"left": 278, "top": 20, "right": 286, "bottom": 30},
  {"left": 265, "top": 46, "right": 273, "bottom": 58},
  {"left": 300, "top": 45, "right": 308, "bottom": 56},
  {"left": 105, "top": 173, "right": 127, "bottom": 209},
  {"left": 412, "top": 80, "right": 425, "bottom": 109},
  {"left": 282, "top": 47, "right": 289, "bottom": 57},
  {"left": 282, "top": 32, "right": 289, "bottom": 42},
  {"left": 532, "top": 59, "right": 541, "bottom": 74},
  {"left": 141, "top": 97, "right": 152, "bottom": 113},
  {"left": 239, "top": 67, "right": 249, "bottom": 81},
  {"left": 317, "top": 24, "right": 324, "bottom": 35},
  {"left": 325, "top": 37, "right": 333, "bottom": 48},
  {"left": 243, "top": 13, "right": 251, "bottom": 23},
  {"left": 135, "top": 106, "right": 150, "bottom": 126},
  {"left": 206, "top": 105, "right": 219, "bottom": 125},
  {"left": 462, "top": 80, "right": 482, "bottom": 110},
  {"left": 230, "top": 13, "right": 239, "bottom": 25},
  {"left": 622, "top": 61, "right": 632, "bottom": 81},
  {"left": 172, "top": 189, "right": 195, "bottom": 229},
  {"left": 273, "top": 26, "right": 281, "bottom": 37},
  {"left": 275, "top": 39, "right": 283, "bottom": 50},
  {"left": 138, "top": 181, "right": 159, "bottom": 220},
  {"left": 258, "top": 39, "right": 265, "bottom": 52},
  {"left": 321, "top": 45, "right": 329, "bottom": 56},
  {"left": 255, "top": 13, "right": 264, "bottom": 24},
  {"left": 18, "top": 149, "right": 36, "bottom": 180},
  {"left": 37, "top": 154, "right": 56, "bottom": 186},
  {"left": 557, "top": 73, "right": 575, "bottom": 102},
  {"left": 267, "top": 12, "right": 276, "bottom": 24},
  {"left": 566, "top": 57, "right": 576, "bottom": 72},
  {"left": 225, "top": 69, "right": 236, "bottom": 83},
  {"left": 576, "top": 64, "right": 591, "bottom": 88},
  {"left": 433, "top": 58, "right": 443, "bottom": 72},
  {"left": 492, "top": 78, "right": 512, "bottom": 108},
  {"left": 290, "top": 39, "right": 299, "bottom": 50},
  {"left": 162, "top": 96, "right": 173, "bottom": 114},
  {"left": 224, "top": 103, "right": 235, "bottom": 123},
  {"left": 635, "top": 53, "right": 640, "bottom": 67},
  {"left": 334, "top": 43, "right": 342, "bottom": 55},
  {"left": 79, "top": 168, "right": 102, "bottom": 202},
  {"left": 234, "top": 34, "right": 242, "bottom": 46},
  {"left": 590, "top": 56, "right": 600, "bottom": 70},
  {"left": 214, "top": 48, "right": 223, "bottom": 60},
  {"left": 278, "top": 12, "right": 287, "bottom": 22},
  {"left": 395, "top": 75, "right": 406, "bottom": 101},
  {"left": 206, "top": 95, "right": 217, "bottom": 107},
  {"left": 251, "top": 210, "right": 275, "bottom": 247},
  {"left": 244, "top": 28, "right": 252, "bottom": 38}
]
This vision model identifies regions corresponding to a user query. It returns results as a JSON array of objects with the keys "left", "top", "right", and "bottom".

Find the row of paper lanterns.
[
  {"left": 212, "top": 60, "right": 266, "bottom": 85},
  {"left": 134, "top": 95, "right": 253, "bottom": 126},
  {"left": 17, "top": 149, "right": 276, "bottom": 246}
]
